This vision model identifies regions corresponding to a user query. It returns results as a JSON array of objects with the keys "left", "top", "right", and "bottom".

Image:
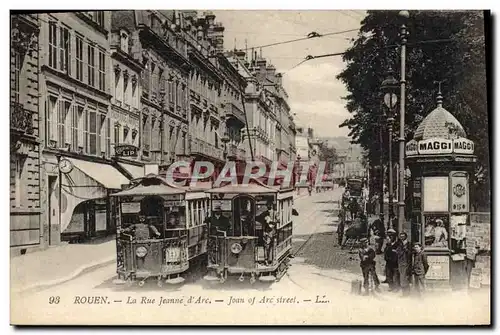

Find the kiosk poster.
[
  {"left": 412, "top": 177, "right": 422, "bottom": 211},
  {"left": 424, "top": 215, "right": 449, "bottom": 249},
  {"left": 450, "top": 172, "right": 469, "bottom": 213},
  {"left": 423, "top": 176, "right": 449, "bottom": 212},
  {"left": 426, "top": 255, "right": 450, "bottom": 280}
]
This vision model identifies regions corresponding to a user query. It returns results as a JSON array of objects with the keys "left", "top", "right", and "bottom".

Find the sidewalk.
[{"left": 11, "top": 238, "right": 116, "bottom": 294}]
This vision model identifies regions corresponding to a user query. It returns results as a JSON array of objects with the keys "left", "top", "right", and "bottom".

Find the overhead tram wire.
[
  {"left": 240, "top": 28, "right": 360, "bottom": 51},
  {"left": 283, "top": 38, "right": 457, "bottom": 73}
]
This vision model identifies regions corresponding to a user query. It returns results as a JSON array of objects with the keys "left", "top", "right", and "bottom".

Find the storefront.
[{"left": 44, "top": 154, "right": 131, "bottom": 244}]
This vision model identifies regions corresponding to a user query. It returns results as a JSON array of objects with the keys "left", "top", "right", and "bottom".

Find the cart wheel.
[{"left": 138, "top": 280, "right": 145, "bottom": 287}]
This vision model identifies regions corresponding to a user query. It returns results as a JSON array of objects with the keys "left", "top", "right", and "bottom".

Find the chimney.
[
  {"left": 235, "top": 50, "right": 246, "bottom": 63},
  {"left": 207, "top": 22, "right": 224, "bottom": 54},
  {"left": 275, "top": 73, "right": 283, "bottom": 87},
  {"left": 204, "top": 11, "right": 216, "bottom": 26},
  {"left": 266, "top": 64, "right": 276, "bottom": 81}
]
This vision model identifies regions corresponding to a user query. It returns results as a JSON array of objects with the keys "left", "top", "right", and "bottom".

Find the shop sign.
[
  {"left": 115, "top": 144, "right": 138, "bottom": 157},
  {"left": 426, "top": 255, "right": 450, "bottom": 280},
  {"left": 418, "top": 138, "right": 453, "bottom": 155},
  {"left": 405, "top": 140, "right": 418, "bottom": 156},
  {"left": 453, "top": 137, "right": 475, "bottom": 155},
  {"left": 450, "top": 172, "right": 469, "bottom": 213}
]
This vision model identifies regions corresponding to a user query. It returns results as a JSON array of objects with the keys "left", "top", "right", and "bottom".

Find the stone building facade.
[
  {"left": 37, "top": 12, "right": 134, "bottom": 246},
  {"left": 10, "top": 13, "right": 42, "bottom": 253}
]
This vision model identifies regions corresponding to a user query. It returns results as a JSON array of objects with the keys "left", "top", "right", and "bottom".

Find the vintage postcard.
[{"left": 10, "top": 9, "right": 491, "bottom": 325}]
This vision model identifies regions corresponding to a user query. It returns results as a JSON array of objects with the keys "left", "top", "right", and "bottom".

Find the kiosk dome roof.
[{"left": 413, "top": 104, "right": 467, "bottom": 141}]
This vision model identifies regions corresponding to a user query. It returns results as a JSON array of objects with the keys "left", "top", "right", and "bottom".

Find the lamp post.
[
  {"left": 381, "top": 73, "right": 399, "bottom": 227},
  {"left": 398, "top": 10, "right": 410, "bottom": 234}
]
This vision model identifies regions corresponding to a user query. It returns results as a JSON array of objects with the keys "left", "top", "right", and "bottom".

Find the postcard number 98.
[{"left": 49, "top": 296, "right": 60, "bottom": 304}]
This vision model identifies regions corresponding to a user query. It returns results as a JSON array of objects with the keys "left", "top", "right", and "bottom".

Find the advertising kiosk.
[{"left": 405, "top": 94, "right": 476, "bottom": 289}]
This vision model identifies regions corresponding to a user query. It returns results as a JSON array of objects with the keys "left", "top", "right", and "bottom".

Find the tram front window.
[{"left": 232, "top": 196, "right": 256, "bottom": 237}]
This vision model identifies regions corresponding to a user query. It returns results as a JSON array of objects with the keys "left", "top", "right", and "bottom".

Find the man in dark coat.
[
  {"left": 396, "top": 232, "right": 412, "bottom": 296},
  {"left": 412, "top": 242, "right": 429, "bottom": 295},
  {"left": 205, "top": 205, "right": 231, "bottom": 235},
  {"left": 358, "top": 238, "right": 380, "bottom": 295},
  {"left": 384, "top": 228, "right": 400, "bottom": 291},
  {"left": 370, "top": 214, "right": 386, "bottom": 254}
]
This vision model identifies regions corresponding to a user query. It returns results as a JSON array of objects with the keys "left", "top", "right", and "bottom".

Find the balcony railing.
[
  {"left": 190, "top": 137, "right": 224, "bottom": 161},
  {"left": 225, "top": 102, "right": 245, "bottom": 124},
  {"left": 11, "top": 102, "right": 34, "bottom": 136}
]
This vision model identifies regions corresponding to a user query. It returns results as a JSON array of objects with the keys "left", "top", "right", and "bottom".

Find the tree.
[{"left": 336, "top": 10, "right": 489, "bottom": 203}]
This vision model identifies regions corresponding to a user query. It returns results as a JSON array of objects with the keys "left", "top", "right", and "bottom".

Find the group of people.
[
  {"left": 358, "top": 227, "right": 429, "bottom": 296},
  {"left": 205, "top": 201, "right": 278, "bottom": 265}
]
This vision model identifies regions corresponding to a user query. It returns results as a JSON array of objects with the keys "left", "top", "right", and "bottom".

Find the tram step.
[
  {"left": 259, "top": 275, "right": 276, "bottom": 282},
  {"left": 165, "top": 277, "right": 185, "bottom": 285},
  {"left": 203, "top": 275, "right": 220, "bottom": 282}
]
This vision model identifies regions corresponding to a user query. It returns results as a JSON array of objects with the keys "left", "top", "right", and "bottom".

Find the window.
[
  {"left": 87, "top": 44, "right": 95, "bottom": 87},
  {"left": 85, "top": 11, "right": 105, "bottom": 28},
  {"left": 59, "top": 26, "right": 70, "bottom": 74},
  {"left": 106, "top": 118, "right": 111, "bottom": 155},
  {"left": 98, "top": 50, "right": 105, "bottom": 91},
  {"left": 71, "top": 105, "right": 82, "bottom": 151},
  {"left": 12, "top": 51, "right": 21, "bottom": 103},
  {"left": 131, "top": 83, "right": 137, "bottom": 108},
  {"left": 120, "top": 31, "right": 129, "bottom": 53},
  {"left": 76, "top": 36, "right": 83, "bottom": 81},
  {"left": 114, "top": 122, "right": 120, "bottom": 145},
  {"left": 88, "top": 109, "right": 97, "bottom": 155},
  {"left": 48, "top": 22, "right": 57, "bottom": 69},
  {"left": 123, "top": 74, "right": 128, "bottom": 106},
  {"left": 57, "top": 100, "right": 69, "bottom": 147},
  {"left": 180, "top": 132, "right": 186, "bottom": 155},
  {"left": 142, "top": 116, "right": 151, "bottom": 150},
  {"left": 168, "top": 80, "right": 173, "bottom": 103},
  {"left": 115, "top": 70, "right": 123, "bottom": 102}
]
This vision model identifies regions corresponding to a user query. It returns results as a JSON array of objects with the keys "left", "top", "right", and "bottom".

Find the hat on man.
[
  {"left": 436, "top": 219, "right": 443, "bottom": 224},
  {"left": 387, "top": 228, "right": 397, "bottom": 234},
  {"left": 413, "top": 242, "right": 422, "bottom": 247}
]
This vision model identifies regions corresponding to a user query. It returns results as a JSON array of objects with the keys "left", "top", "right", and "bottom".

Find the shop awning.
[
  {"left": 67, "top": 158, "right": 130, "bottom": 190},
  {"left": 118, "top": 162, "right": 144, "bottom": 179}
]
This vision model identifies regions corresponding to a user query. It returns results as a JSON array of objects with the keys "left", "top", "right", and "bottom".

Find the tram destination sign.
[{"left": 115, "top": 144, "right": 139, "bottom": 157}]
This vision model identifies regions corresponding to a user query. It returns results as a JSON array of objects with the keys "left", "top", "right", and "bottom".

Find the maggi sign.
[{"left": 406, "top": 137, "right": 474, "bottom": 156}]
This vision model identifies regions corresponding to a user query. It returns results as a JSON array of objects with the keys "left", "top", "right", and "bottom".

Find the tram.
[
  {"left": 203, "top": 179, "right": 295, "bottom": 284},
  {"left": 111, "top": 174, "right": 210, "bottom": 287}
]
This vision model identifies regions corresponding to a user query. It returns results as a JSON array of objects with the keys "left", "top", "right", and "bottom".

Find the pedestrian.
[
  {"left": 370, "top": 214, "right": 386, "bottom": 254},
  {"left": 396, "top": 232, "right": 412, "bottom": 297},
  {"left": 412, "top": 242, "right": 429, "bottom": 296},
  {"left": 358, "top": 237, "right": 380, "bottom": 295},
  {"left": 383, "top": 228, "right": 400, "bottom": 291},
  {"left": 337, "top": 209, "right": 345, "bottom": 246}
]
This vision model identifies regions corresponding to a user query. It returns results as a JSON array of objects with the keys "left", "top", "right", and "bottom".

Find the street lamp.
[
  {"left": 398, "top": 10, "right": 410, "bottom": 234},
  {"left": 381, "top": 72, "right": 398, "bottom": 227}
]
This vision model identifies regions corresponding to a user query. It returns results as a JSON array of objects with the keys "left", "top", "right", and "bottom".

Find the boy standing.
[
  {"left": 358, "top": 238, "right": 380, "bottom": 295},
  {"left": 412, "top": 243, "right": 429, "bottom": 295}
]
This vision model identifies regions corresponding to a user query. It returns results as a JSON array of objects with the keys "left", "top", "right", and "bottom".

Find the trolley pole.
[{"left": 398, "top": 11, "right": 409, "bottom": 234}]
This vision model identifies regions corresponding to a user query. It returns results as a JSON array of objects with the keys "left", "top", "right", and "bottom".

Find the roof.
[
  {"left": 208, "top": 180, "right": 278, "bottom": 194},
  {"left": 110, "top": 174, "right": 185, "bottom": 197},
  {"left": 413, "top": 106, "right": 467, "bottom": 141},
  {"left": 110, "top": 184, "right": 185, "bottom": 197}
]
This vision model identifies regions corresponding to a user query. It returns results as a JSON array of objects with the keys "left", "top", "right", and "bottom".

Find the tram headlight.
[
  {"left": 136, "top": 246, "right": 148, "bottom": 258},
  {"left": 230, "top": 243, "right": 243, "bottom": 254}
]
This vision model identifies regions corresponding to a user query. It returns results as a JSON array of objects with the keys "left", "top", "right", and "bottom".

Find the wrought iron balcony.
[
  {"left": 10, "top": 102, "right": 34, "bottom": 136},
  {"left": 190, "top": 137, "right": 224, "bottom": 161}
]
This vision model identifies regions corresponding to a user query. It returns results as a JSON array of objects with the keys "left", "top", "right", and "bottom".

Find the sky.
[{"left": 212, "top": 10, "right": 366, "bottom": 138}]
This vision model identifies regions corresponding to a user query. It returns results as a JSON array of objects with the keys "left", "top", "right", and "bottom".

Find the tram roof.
[
  {"left": 208, "top": 179, "right": 279, "bottom": 194},
  {"left": 110, "top": 174, "right": 185, "bottom": 197}
]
